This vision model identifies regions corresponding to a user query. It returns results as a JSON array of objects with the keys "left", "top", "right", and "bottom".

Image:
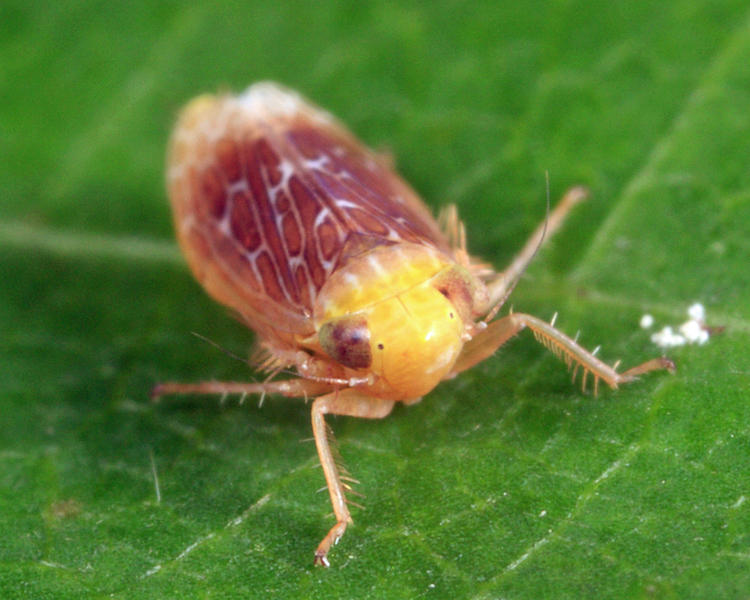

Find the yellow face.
[
  {"left": 364, "top": 281, "right": 465, "bottom": 398},
  {"left": 314, "top": 244, "right": 483, "bottom": 401}
]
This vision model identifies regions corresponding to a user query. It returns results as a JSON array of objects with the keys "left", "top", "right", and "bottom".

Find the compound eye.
[
  {"left": 432, "top": 266, "right": 476, "bottom": 322},
  {"left": 318, "top": 315, "right": 372, "bottom": 369}
]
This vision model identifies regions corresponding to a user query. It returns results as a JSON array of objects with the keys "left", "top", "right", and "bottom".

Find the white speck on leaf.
[
  {"left": 646, "top": 302, "right": 713, "bottom": 348},
  {"left": 687, "top": 302, "right": 706, "bottom": 322},
  {"left": 651, "top": 326, "right": 686, "bottom": 348}
]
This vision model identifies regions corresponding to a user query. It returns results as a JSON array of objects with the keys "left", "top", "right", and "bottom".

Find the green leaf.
[{"left": 2, "top": 2, "right": 748, "bottom": 598}]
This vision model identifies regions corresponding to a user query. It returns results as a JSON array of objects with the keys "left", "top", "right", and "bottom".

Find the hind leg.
[
  {"left": 311, "top": 390, "right": 394, "bottom": 566},
  {"left": 452, "top": 312, "right": 674, "bottom": 394}
]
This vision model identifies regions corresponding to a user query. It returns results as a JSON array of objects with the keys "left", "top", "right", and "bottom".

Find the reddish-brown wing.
[{"left": 167, "top": 83, "right": 451, "bottom": 342}]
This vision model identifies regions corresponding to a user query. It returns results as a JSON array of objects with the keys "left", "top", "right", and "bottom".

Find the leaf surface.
[{"left": 1, "top": 2, "right": 748, "bottom": 598}]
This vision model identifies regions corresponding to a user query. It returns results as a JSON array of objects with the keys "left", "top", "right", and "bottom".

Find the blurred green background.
[{"left": 1, "top": 2, "right": 749, "bottom": 598}]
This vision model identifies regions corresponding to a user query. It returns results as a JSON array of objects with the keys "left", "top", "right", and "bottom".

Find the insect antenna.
[
  {"left": 190, "top": 331, "right": 252, "bottom": 366},
  {"left": 484, "top": 173, "right": 552, "bottom": 323}
]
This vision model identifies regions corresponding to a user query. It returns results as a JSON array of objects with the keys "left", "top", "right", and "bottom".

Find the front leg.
[
  {"left": 151, "top": 377, "right": 335, "bottom": 400},
  {"left": 484, "top": 186, "right": 588, "bottom": 308},
  {"left": 311, "top": 390, "right": 394, "bottom": 567}
]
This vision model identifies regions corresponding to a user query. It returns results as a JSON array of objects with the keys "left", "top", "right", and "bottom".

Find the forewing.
[{"left": 167, "top": 83, "right": 450, "bottom": 340}]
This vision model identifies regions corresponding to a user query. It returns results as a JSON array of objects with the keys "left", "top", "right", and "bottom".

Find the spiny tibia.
[
  {"left": 531, "top": 330, "right": 602, "bottom": 393},
  {"left": 325, "top": 422, "right": 364, "bottom": 509}
]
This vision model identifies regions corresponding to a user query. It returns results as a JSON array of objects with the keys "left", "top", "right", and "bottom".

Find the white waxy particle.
[
  {"left": 645, "top": 302, "right": 713, "bottom": 348},
  {"left": 650, "top": 326, "right": 686, "bottom": 348},
  {"left": 687, "top": 303, "right": 706, "bottom": 322},
  {"left": 679, "top": 319, "right": 709, "bottom": 345}
]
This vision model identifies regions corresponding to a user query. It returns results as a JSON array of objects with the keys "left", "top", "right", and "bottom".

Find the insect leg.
[
  {"left": 485, "top": 186, "right": 588, "bottom": 307},
  {"left": 151, "top": 378, "right": 334, "bottom": 400},
  {"left": 311, "top": 390, "right": 394, "bottom": 567},
  {"left": 452, "top": 313, "right": 674, "bottom": 392}
]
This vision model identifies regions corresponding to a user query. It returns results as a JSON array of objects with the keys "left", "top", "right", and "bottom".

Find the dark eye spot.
[
  {"left": 449, "top": 312, "right": 454, "bottom": 319},
  {"left": 319, "top": 315, "right": 372, "bottom": 369},
  {"left": 377, "top": 343, "right": 384, "bottom": 350},
  {"left": 438, "top": 287, "right": 450, "bottom": 298}
]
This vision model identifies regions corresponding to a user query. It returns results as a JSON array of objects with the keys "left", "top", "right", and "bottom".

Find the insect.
[{"left": 154, "top": 82, "right": 674, "bottom": 566}]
